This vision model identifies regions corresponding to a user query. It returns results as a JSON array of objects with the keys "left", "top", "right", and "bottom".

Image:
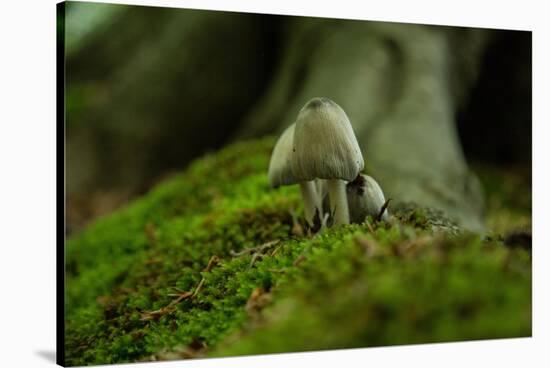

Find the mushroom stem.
[
  {"left": 327, "top": 179, "right": 350, "bottom": 225},
  {"left": 299, "top": 181, "right": 320, "bottom": 227}
]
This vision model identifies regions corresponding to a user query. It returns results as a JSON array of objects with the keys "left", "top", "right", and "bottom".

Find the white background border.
[{"left": 0, "top": 0, "right": 547, "bottom": 367}]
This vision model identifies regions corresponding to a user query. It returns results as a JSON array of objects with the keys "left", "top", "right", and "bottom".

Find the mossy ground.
[{"left": 65, "top": 138, "right": 531, "bottom": 366}]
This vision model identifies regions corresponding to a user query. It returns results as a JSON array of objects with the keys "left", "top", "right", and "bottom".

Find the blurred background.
[{"left": 63, "top": 2, "right": 531, "bottom": 234}]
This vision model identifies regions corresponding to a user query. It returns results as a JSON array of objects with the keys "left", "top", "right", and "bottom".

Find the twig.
[
  {"left": 167, "top": 286, "right": 191, "bottom": 297},
  {"left": 192, "top": 278, "right": 205, "bottom": 298},
  {"left": 139, "top": 306, "right": 176, "bottom": 321},
  {"left": 376, "top": 198, "right": 392, "bottom": 222},
  {"left": 249, "top": 253, "right": 263, "bottom": 268},
  {"left": 168, "top": 291, "right": 193, "bottom": 306},
  {"left": 268, "top": 268, "right": 287, "bottom": 273},
  {"left": 270, "top": 244, "right": 282, "bottom": 257},
  {"left": 203, "top": 255, "right": 219, "bottom": 272},
  {"left": 140, "top": 255, "right": 218, "bottom": 322},
  {"left": 230, "top": 240, "right": 280, "bottom": 257}
]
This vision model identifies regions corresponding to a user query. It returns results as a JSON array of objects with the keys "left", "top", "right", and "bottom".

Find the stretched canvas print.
[{"left": 58, "top": 1, "right": 532, "bottom": 366}]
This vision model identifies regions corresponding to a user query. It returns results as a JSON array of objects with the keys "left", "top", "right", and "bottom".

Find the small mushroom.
[
  {"left": 346, "top": 174, "right": 389, "bottom": 223},
  {"left": 291, "top": 97, "right": 364, "bottom": 225},
  {"left": 268, "top": 123, "right": 321, "bottom": 227}
]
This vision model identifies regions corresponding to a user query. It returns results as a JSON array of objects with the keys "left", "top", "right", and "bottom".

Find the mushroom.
[
  {"left": 291, "top": 97, "right": 364, "bottom": 225},
  {"left": 346, "top": 174, "right": 389, "bottom": 223},
  {"left": 268, "top": 123, "right": 321, "bottom": 227}
]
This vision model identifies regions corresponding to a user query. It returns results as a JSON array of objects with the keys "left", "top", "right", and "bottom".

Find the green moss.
[{"left": 66, "top": 138, "right": 531, "bottom": 366}]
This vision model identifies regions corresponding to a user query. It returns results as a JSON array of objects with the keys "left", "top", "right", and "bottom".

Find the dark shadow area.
[{"left": 457, "top": 30, "right": 532, "bottom": 168}]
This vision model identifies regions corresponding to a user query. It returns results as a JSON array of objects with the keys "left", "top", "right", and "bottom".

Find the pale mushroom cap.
[
  {"left": 362, "top": 175, "right": 387, "bottom": 213},
  {"left": 291, "top": 97, "right": 364, "bottom": 182},
  {"left": 347, "top": 174, "right": 388, "bottom": 222},
  {"left": 268, "top": 123, "right": 296, "bottom": 187}
]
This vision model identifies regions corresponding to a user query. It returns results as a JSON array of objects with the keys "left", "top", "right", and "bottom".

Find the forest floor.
[{"left": 65, "top": 137, "right": 531, "bottom": 366}]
